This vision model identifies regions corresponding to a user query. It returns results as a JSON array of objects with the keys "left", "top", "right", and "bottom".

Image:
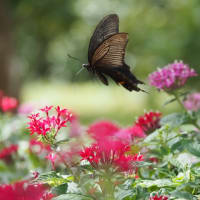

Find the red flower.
[
  {"left": 0, "top": 144, "right": 18, "bottom": 164},
  {"left": 27, "top": 106, "right": 72, "bottom": 137},
  {"left": 135, "top": 112, "right": 162, "bottom": 134},
  {"left": 149, "top": 157, "right": 159, "bottom": 163},
  {"left": 0, "top": 96, "right": 18, "bottom": 112},
  {"left": 80, "top": 139, "right": 143, "bottom": 172},
  {"left": 88, "top": 120, "right": 120, "bottom": 141},
  {"left": 0, "top": 180, "right": 54, "bottom": 200},
  {"left": 149, "top": 194, "right": 168, "bottom": 200}
]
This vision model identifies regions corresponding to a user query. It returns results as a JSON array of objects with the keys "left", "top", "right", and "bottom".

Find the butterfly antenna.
[{"left": 67, "top": 54, "right": 82, "bottom": 64}]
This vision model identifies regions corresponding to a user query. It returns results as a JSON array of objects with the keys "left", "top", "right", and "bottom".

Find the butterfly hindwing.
[{"left": 88, "top": 14, "right": 119, "bottom": 63}]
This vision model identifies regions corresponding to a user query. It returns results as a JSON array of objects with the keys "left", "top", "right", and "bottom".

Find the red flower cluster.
[
  {"left": 149, "top": 194, "right": 168, "bottom": 200},
  {"left": 88, "top": 120, "right": 120, "bottom": 140},
  {"left": 135, "top": 112, "right": 162, "bottom": 134},
  {"left": 80, "top": 140, "right": 144, "bottom": 172},
  {"left": 27, "top": 106, "right": 72, "bottom": 136},
  {"left": 0, "top": 144, "right": 18, "bottom": 163},
  {"left": 0, "top": 180, "right": 54, "bottom": 200},
  {"left": 0, "top": 90, "right": 18, "bottom": 112}
]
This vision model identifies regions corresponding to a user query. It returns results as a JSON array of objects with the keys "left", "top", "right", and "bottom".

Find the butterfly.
[{"left": 82, "top": 14, "right": 144, "bottom": 92}]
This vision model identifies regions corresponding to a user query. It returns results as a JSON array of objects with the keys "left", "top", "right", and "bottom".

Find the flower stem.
[
  {"left": 172, "top": 92, "right": 200, "bottom": 130},
  {"left": 172, "top": 92, "right": 187, "bottom": 112}
]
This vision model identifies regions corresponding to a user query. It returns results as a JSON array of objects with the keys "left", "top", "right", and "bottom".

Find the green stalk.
[{"left": 172, "top": 92, "right": 200, "bottom": 130}]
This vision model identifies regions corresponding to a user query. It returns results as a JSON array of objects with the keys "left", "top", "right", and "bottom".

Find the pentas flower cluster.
[
  {"left": 82, "top": 120, "right": 144, "bottom": 173},
  {"left": 149, "top": 194, "right": 168, "bottom": 200},
  {"left": 183, "top": 92, "right": 200, "bottom": 112},
  {"left": 149, "top": 60, "right": 197, "bottom": 91},
  {"left": 0, "top": 90, "right": 18, "bottom": 112},
  {"left": 0, "top": 144, "right": 18, "bottom": 164},
  {"left": 88, "top": 120, "right": 120, "bottom": 140},
  {"left": 80, "top": 140, "right": 144, "bottom": 172},
  {"left": 87, "top": 120, "right": 145, "bottom": 143},
  {"left": 27, "top": 106, "right": 72, "bottom": 143},
  {"left": 0, "top": 180, "right": 54, "bottom": 200},
  {"left": 135, "top": 111, "right": 162, "bottom": 135}
]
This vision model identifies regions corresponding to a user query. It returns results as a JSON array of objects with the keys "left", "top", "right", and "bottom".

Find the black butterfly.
[{"left": 82, "top": 14, "right": 143, "bottom": 92}]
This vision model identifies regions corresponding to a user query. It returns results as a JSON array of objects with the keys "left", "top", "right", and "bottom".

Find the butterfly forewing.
[
  {"left": 88, "top": 14, "right": 119, "bottom": 63},
  {"left": 93, "top": 33, "right": 128, "bottom": 68}
]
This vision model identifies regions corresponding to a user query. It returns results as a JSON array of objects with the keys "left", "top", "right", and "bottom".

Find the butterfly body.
[{"left": 83, "top": 14, "right": 143, "bottom": 92}]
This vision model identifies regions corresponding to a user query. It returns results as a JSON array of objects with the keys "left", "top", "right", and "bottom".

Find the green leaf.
[
  {"left": 138, "top": 179, "right": 174, "bottom": 188},
  {"left": 52, "top": 183, "right": 68, "bottom": 195},
  {"left": 171, "top": 140, "right": 189, "bottom": 152},
  {"left": 163, "top": 97, "right": 176, "bottom": 106},
  {"left": 34, "top": 171, "right": 74, "bottom": 187},
  {"left": 171, "top": 191, "right": 194, "bottom": 200},
  {"left": 115, "top": 188, "right": 134, "bottom": 200},
  {"left": 136, "top": 161, "right": 152, "bottom": 167},
  {"left": 53, "top": 194, "right": 93, "bottom": 200},
  {"left": 186, "top": 143, "right": 200, "bottom": 157},
  {"left": 160, "top": 113, "right": 186, "bottom": 127}
]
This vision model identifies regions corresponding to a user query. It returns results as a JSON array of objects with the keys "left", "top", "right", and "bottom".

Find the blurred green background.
[{"left": 1, "top": 0, "right": 200, "bottom": 125}]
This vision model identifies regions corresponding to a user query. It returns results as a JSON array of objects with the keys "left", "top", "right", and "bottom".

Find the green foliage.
[
  {"left": 34, "top": 171, "right": 74, "bottom": 187},
  {"left": 53, "top": 194, "right": 93, "bottom": 200}
]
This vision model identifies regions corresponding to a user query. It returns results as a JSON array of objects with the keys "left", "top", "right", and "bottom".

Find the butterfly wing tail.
[{"left": 107, "top": 66, "right": 144, "bottom": 92}]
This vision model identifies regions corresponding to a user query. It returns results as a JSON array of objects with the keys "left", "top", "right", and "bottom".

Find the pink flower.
[
  {"left": 18, "top": 103, "right": 35, "bottom": 115},
  {"left": 46, "top": 153, "right": 57, "bottom": 169},
  {"left": 80, "top": 139, "right": 143, "bottom": 172},
  {"left": 149, "top": 194, "right": 168, "bottom": 200},
  {"left": 149, "top": 60, "right": 197, "bottom": 91},
  {"left": 0, "top": 144, "right": 18, "bottom": 164},
  {"left": 27, "top": 106, "right": 72, "bottom": 137},
  {"left": 68, "top": 112, "right": 82, "bottom": 138},
  {"left": 88, "top": 120, "right": 120, "bottom": 141},
  {"left": 115, "top": 127, "right": 134, "bottom": 142},
  {"left": 130, "top": 125, "right": 146, "bottom": 138},
  {"left": 29, "top": 139, "right": 52, "bottom": 154},
  {"left": 135, "top": 112, "right": 162, "bottom": 134},
  {"left": 183, "top": 92, "right": 200, "bottom": 111},
  {"left": 115, "top": 126, "right": 146, "bottom": 142},
  {"left": 0, "top": 96, "right": 18, "bottom": 112},
  {"left": 0, "top": 180, "right": 54, "bottom": 200},
  {"left": 57, "top": 145, "right": 82, "bottom": 166}
]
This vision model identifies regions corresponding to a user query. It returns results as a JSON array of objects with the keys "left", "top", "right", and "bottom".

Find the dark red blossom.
[
  {"left": 135, "top": 112, "right": 162, "bottom": 134},
  {"left": 0, "top": 180, "right": 54, "bottom": 200},
  {"left": 149, "top": 194, "right": 168, "bottom": 200},
  {"left": 88, "top": 120, "right": 120, "bottom": 140},
  {"left": 27, "top": 106, "right": 72, "bottom": 137},
  {"left": 80, "top": 139, "right": 143, "bottom": 172},
  {"left": 149, "top": 157, "right": 159, "bottom": 163},
  {"left": 0, "top": 144, "right": 18, "bottom": 163}
]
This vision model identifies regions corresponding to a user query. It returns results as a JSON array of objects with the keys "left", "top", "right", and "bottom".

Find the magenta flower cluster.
[
  {"left": 183, "top": 92, "right": 200, "bottom": 111},
  {"left": 149, "top": 61, "right": 198, "bottom": 91}
]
